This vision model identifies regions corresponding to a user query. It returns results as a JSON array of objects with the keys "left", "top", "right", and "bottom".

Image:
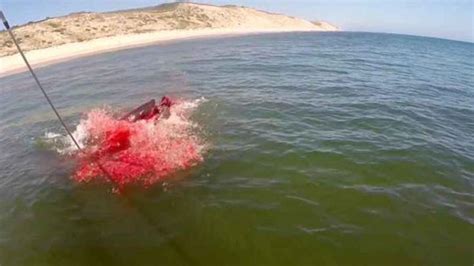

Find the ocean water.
[{"left": 0, "top": 32, "right": 473, "bottom": 265}]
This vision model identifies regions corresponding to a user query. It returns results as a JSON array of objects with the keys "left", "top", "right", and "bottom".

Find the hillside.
[{"left": 0, "top": 3, "right": 339, "bottom": 57}]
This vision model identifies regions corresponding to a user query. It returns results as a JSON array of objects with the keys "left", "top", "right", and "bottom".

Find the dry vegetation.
[{"left": 0, "top": 3, "right": 338, "bottom": 57}]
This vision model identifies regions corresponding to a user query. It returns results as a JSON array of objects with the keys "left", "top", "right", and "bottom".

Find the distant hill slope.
[{"left": 0, "top": 3, "right": 339, "bottom": 57}]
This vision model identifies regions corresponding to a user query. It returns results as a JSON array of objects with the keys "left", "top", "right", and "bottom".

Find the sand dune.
[{"left": 0, "top": 3, "right": 339, "bottom": 76}]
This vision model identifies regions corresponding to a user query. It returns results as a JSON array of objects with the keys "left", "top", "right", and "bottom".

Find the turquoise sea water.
[{"left": 0, "top": 32, "right": 473, "bottom": 265}]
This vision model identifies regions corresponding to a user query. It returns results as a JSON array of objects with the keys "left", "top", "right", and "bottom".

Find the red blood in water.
[
  {"left": 102, "top": 127, "right": 131, "bottom": 154},
  {"left": 72, "top": 100, "right": 204, "bottom": 188}
]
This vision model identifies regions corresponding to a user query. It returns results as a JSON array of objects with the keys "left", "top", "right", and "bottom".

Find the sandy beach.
[{"left": 0, "top": 3, "right": 339, "bottom": 77}]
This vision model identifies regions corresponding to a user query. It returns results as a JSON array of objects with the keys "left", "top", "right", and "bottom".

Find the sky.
[{"left": 0, "top": 0, "right": 473, "bottom": 42}]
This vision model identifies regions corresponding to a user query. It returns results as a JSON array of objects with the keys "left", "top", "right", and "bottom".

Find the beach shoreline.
[{"left": 0, "top": 28, "right": 325, "bottom": 77}]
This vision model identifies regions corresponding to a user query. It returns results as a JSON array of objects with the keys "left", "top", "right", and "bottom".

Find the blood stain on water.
[{"left": 56, "top": 98, "right": 206, "bottom": 188}]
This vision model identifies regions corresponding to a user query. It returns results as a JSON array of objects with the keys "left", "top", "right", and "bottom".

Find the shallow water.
[{"left": 0, "top": 32, "right": 473, "bottom": 265}]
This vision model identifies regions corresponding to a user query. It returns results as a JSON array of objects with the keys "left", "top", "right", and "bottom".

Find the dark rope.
[
  {"left": 1, "top": 11, "right": 198, "bottom": 265},
  {"left": 1, "top": 10, "right": 118, "bottom": 190},
  {"left": 2, "top": 11, "right": 82, "bottom": 151}
]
